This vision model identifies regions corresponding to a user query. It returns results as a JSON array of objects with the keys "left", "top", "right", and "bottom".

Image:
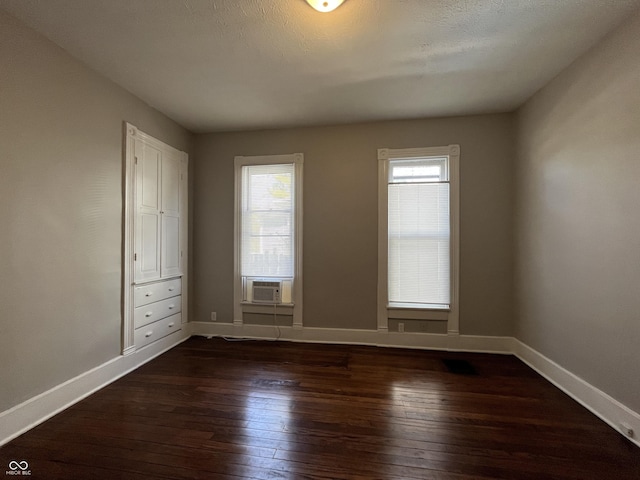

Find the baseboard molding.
[
  {"left": 189, "top": 321, "right": 514, "bottom": 354},
  {"left": 0, "top": 330, "right": 190, "bottom": 447},
  {"left": 193, "top": 322, "right": 639, "bottom": 447},
  {"left": 2, "top": 324, "right": 637, "bottom": 450},
  {"left": 513, "top": 339, "right": 640, "bottom": 448}
]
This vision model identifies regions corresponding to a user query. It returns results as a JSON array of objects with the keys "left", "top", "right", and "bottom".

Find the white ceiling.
[{"left": 2, "top": 0, "right": 639, "bottom": 133}]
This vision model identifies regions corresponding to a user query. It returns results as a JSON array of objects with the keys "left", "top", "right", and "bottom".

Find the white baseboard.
[
  {"left": 0, "top": 330, "right": 190, "bottom": 447},
  {"left": 513, "top": 339, "right": 640, "bottom": 448},
  {"left": 2, "top": 324, "right": 637, "bottom": 450},
  {"left": 189, "top": 321, "right": 514, "bottom": 353},
  {"left": 193, "top": 322, "right": 639, "bottom": 447}
]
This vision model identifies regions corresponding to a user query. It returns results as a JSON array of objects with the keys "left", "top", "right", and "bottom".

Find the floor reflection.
[{"left": 237, "top": 376, "right": 295, "bottom": 478}]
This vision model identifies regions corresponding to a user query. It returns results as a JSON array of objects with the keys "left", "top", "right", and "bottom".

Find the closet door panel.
[
  {"left": 139, "top": 144, "right": 161, "bottom": 210},
  {"left": 161, "top": 154, "right": 181, "bottom": 216},
  {"left": 138, "top": 213, "right": 160, "bottom": 279},
  {"left": 160, "top": 152, "right": 182, "bottom": 277},
  {"left": 134, "top": 141, "right": 162, "bottom": 282},
  {"left": 161, "top": 213, "right": 181, "bottom": 277}
]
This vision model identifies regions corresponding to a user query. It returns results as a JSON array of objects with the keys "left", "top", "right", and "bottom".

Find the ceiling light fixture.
[{"left": 305, "top": 0, "right": 346, "bottom": 13}]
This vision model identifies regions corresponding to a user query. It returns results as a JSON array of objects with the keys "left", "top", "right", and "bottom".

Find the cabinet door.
[
  {"left": 160, "top": 152, "right": 182, "bottom": 277},
  {"left": 134, "top": 141, "right": 162, "bottom": 282}
]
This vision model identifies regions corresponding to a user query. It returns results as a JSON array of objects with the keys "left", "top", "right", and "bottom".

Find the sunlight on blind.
[
  {"left": 241, "top": 164, "right": 294, "bottom": 277},
  {"left": 388, "top": 157, "right": 450, "bottom": 307}
]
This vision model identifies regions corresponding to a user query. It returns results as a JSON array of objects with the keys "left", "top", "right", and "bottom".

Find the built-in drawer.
[
  {"left": 134, "top": 295, "right": 181, "bottom": 329},
  {"left": 135, "top": 313, "right": 181, "bottom": 349},
  {"left": 134, "top": 278, "right": 182, "bottom": 307}
]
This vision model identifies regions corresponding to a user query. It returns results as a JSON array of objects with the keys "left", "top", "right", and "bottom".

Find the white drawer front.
[
  {"left": 134, "top": 295, "right": 181, "bottom": 329},
  {"left": 135, "top": 313, "right": 181, "bottom": 349},
  {"left": 134, "top": 278, "right": 182, "bottom": 307}
]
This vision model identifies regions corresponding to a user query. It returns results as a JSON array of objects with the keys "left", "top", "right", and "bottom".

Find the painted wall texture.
[
  {"left": 3, "top": 2, "right": 639, "bottom": 429},
  {"left": 193, "top": 115, "right": 515, "bottom": 336},
  {"left": 0, "top": 10, "right": 193, "bottom": 412},
  {"left": 515, "top": 11, "right": 640, "bottom": 412}
]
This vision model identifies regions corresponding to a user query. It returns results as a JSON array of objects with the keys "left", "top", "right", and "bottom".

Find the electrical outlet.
[
  {"left": 398, "top": 322, "right": 405, "bottom": 333},
  {"left": 210, "top": 312, "right": 217, "bottom": 322}
]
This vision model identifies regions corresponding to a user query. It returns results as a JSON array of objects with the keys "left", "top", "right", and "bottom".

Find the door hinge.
[
  {"left": 134, "top": 156, "right": 138, "bottom": 165},
  {"left": 134, "top": 253, "right": 137, "bottom": 261}
]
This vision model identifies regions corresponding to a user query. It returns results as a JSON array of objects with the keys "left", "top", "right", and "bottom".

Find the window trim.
[
  {"left": 233, "top": 153, "right": 304, "bottom": 328},
  {"left": 377, "top": 145, "right": 460, "bottom": 335}
]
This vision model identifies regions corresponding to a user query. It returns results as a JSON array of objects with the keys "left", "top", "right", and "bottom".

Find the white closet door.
[
  {"left": 135, "top": 141, "right": 162, "bottom": 282},
  {"left": 160, "top": 152, "right": 182, "bottom": 277}
]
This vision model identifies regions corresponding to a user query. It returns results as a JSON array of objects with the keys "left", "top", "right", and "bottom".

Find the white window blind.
[
  {"left": 388, "top": 157, "right": 450, "bottom": 308},
  {"left": 241, "top": 163, "right": 294, "bottom": 278}
]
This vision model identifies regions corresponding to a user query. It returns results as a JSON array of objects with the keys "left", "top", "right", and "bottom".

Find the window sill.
[
  {"left": 241, "top": 302, "right": 294, "bottom": 315},
  {"left": 387, "top": 304, "right": 449, "bottom": 321},
  {"left": 388, "top": 303, "right": 449, "bottom": 311}
]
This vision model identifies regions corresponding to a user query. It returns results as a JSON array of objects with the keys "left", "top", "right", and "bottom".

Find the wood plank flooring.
[{"left": 2, "top": 336, "right": 639, "bottom": 479}]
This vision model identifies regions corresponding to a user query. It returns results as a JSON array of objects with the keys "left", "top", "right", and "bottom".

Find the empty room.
[{"left": 1, "top": 0, "right": 639, "bottom": 478}]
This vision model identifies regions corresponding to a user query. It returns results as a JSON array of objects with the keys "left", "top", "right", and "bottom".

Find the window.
[
  {"left": 378, "top": 146, "right": 459, "bottom": 334},
  {"left": 234, "top": 154, "right": 303, "bottom": 326},
  {"left": 241, "top": 163, "right": 294, "bottom": 302},
  {"left": 388, "top": 156, "right": 449, "bottom": 308}
]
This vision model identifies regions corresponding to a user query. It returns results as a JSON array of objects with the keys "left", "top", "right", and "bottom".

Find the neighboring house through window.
[{"left": 234, "top": 153, "right": 303, "bottom": 328}]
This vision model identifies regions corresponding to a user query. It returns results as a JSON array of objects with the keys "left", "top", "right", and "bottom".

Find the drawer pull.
[
  {"left": 168, "top": 305, "right": 175, "bottom": 310},
  {"left": 168, "top": 322, "right": 175, "bottom": 328},
  {"left": 145, "top": 312, "right": 153, "bottom": 317},
  {"left": 168, "top": 287, "right": 175, "bottom": 292},
  {"left": 145, "top": 292, "right": 153, "bottom": 297},
  {"left": 145, "top": 331, "right": 153, "bottom": 338}
]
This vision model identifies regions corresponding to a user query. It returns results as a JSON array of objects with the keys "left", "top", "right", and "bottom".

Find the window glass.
[
  {"left": 388, "top": 157, "right": 450, "bottom": 309},
  {"left": 241, "top": 163, "right": 295, "bottom": 278}
]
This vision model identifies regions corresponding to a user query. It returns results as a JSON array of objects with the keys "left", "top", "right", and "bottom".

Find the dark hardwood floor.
[{"left": 2, "top": 336, "right": 639, "bottom": 479}]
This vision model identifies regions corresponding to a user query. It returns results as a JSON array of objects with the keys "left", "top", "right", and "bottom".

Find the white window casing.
[
  {"left": 377, "top": 145, "right": 460, "bottom": 335},
  {"left": 234, "top": 153, "right": 303, "bottom": 328}
]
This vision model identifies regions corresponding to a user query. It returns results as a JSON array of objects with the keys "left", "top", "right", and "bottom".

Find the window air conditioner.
[{"left": 252, "top": 281, "right": 282, "bottom": 304}]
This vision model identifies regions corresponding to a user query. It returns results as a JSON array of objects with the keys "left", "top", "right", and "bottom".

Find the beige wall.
[
  {"left": 0, "top": 10, "right": 193, "bottom": 412},
  {"left": 515, "top": 11, "right": 640, "bottom": 412},
  {"left": 194, "top": 114, "right": 515, "bottom": 336},
  {"left": 2, "top": 0, "right": 637, "bottom": 438}
]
